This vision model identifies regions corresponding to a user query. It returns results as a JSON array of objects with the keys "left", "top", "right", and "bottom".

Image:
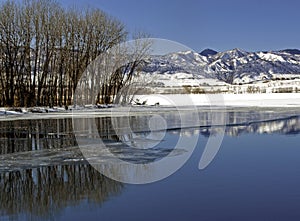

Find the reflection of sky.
[{"left": 58, "top": 133, "right": 300, "bottom": 221}]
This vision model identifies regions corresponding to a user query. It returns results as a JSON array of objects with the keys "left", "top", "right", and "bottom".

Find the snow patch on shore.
[{"left": 134, "top": 93, "right": 300, "bottom": 107}]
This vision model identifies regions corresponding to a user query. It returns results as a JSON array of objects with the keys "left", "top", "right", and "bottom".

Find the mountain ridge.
[
  {"left": 199, "top": 49, "right": 218, "bottom": 56},
  {"left": 142, "top": 48, "right": 300, "bottom": 86}
]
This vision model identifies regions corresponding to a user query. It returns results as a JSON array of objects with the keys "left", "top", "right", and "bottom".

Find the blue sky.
[{"left": 57, "top": 0, "right": 300, "bottom": 52}]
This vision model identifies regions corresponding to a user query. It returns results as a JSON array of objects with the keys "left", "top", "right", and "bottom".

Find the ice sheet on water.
[{"left": 0, "top": 142, "right": 187, "bottom": 172}]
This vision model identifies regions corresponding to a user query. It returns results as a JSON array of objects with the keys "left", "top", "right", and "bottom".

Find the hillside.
[{"left": 140, "top": 48, "right": 300, "bottom": 93}]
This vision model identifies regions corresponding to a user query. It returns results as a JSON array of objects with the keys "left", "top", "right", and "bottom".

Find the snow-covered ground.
[
  {"left": 143, "top": 77, "right": 300, "bottom": 94},
  {"left": 134, "top": 93, "right": 300, "bottom": 107},
  {"left": 0, "top": 93, "right": 299, "bottom": 121}
]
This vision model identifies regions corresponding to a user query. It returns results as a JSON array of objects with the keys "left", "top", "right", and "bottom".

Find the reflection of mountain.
[
  {"left": 227, "top": 116, "right": 300, "bottom": 136},
  {"left": 0, "top": 112, "right": 299, "bottom": 156},
  {"left": 199, "top": 116, "right": 300, "bottom": 137},
  {"left": 114, "top": 110, "right": 300, "bottom": 137}
]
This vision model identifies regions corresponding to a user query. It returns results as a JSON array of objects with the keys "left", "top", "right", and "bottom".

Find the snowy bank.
[
  {"left": 134, "top": 93, "right": 300, "bottom": 107},
  {"left": 0, "top": 93, "right": 299, "bottom": 121}
]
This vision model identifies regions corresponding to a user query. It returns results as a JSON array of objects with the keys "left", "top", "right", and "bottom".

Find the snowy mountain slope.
[{"left": 141, "top": 48, "right": 300, "bottom": 86}]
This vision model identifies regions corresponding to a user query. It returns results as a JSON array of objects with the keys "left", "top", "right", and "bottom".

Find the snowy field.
[
  {"left": 134, "top": 93, "right": 300, "bottom": 107},
  {"left": 0, "top": 93, "right": 300, "bottom": 121}
]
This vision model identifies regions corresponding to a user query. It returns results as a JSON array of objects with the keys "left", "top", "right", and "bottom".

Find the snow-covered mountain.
[
  {"left": 141, "top": 48, "right": 300, "bottom": 86},
  {"left": 199, "top": 49, "right": 218, "bottom": 57}
]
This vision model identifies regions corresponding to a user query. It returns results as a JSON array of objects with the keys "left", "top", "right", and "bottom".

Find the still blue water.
[
  {"left": 59, "top": 134, "right": 300, "bottom": 221},
  {"left": 0, "top": 109, "right": 300, "bottom": 221}
]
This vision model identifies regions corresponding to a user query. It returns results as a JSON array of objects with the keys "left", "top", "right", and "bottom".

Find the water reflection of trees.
[
  {"left": 0, "top": 112, "right": 299, "bottom": 220},
  {"left": 0, "top": 113, "right": 299, "bottom": 156},
  {"left": 0, "top": 165, "right": 123, "bottom": 220},
  {"left": 0, "top": 117, "right": 138, "bottom": 154},
  {"left": 0, "top": 118, "right": 125, "bottom": 220},
  {"left": 0, "top": 119, "right": 76, "bottom": 155},
  {"left": 0, "top": 115, "right": 177, "bottom": 220}
]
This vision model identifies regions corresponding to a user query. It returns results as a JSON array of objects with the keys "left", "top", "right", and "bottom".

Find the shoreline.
[
  {"left": 0, "top": 105, "right": 299, "bottom": 122},
  {"left": 1, "top": 93, "right": 300, "bottom": 121}
]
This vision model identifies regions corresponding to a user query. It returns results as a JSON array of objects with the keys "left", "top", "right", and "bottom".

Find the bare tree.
[
  {"left": 74, "top": 35, "right": 152, "bottom": 106},
  {"left": 0, "top": 0, "right": 127, "bottom": 107}
]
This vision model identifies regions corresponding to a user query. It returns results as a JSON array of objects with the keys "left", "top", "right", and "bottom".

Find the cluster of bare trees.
[
  {"left": 0, "top": 0, "right": 146, "bottom": 107},
  {"left": 75, "top": 37, "right": 152, "bottom": 106}
]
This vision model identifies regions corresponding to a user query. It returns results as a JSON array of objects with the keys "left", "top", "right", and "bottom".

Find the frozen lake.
[{"left": 0, "top": 107, "right": 299, "bottom": 220}]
